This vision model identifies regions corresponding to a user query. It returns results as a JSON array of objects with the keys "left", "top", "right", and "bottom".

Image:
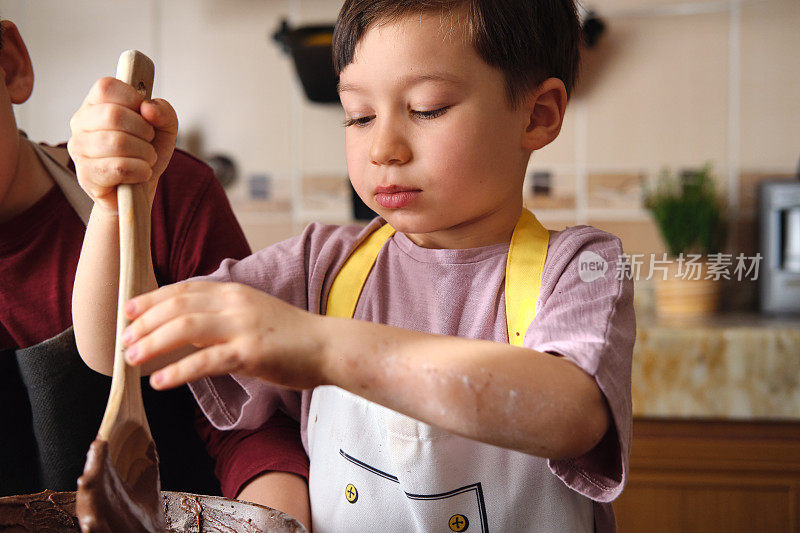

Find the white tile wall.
[{"left": 6, "top": 0, "right": 799, "bottom": 251}]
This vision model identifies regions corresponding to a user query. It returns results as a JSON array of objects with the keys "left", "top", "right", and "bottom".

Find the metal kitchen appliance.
[{"left": 759, "top": 178, "right": 800, "bottom": 314}]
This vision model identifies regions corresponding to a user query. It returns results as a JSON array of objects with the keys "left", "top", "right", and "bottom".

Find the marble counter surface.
[{"left": 632, "top": 312, "right": 800, "bottom": 420}]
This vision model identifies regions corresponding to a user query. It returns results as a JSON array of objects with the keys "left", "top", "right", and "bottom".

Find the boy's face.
[{"left": 339, "top": 12, "right": 533, "bottom": 248}]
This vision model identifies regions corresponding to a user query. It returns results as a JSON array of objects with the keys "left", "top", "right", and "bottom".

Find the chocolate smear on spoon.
[{"left": 77, "top": 435, "right": 163, "bottom": 532}]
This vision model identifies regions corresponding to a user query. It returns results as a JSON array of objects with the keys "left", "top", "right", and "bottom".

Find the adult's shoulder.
[
  {"left": 156, "top": 149, "right": 218, "bottom": 200},
  {"left": 151, "top": 150, "right": 251, "bottom": 279},
  {"left": 150, "top": 149, "right": 233, "bottom": 231},
  {"left": 164, "top": 148, "right": 214, "bottom": 174}
]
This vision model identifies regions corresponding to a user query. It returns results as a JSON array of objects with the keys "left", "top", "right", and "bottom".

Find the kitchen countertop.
[{"left": 632, "top": 311, "right": 800, "bottom": 420}]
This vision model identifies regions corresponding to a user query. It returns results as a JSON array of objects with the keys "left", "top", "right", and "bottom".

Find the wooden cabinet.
[{"left": 613, "top": 418, "right": 800, "bottom": 533}]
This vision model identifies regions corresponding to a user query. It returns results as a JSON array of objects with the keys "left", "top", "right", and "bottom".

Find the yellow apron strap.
[
  {"left": 326, "top": 222, "right": 396, "bottom": 318},
  {"left": 326, "top": 210, "right": 549, "bottom": 347},
  {"left": 505, "top": 209, "right": 550, "bottom": 346}
]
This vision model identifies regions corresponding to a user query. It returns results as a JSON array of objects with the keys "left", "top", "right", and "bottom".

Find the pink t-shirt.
[{"left": 189, "top": 218, "right": 635, "bottom": 531}]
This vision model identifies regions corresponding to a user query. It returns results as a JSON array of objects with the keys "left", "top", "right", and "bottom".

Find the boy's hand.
[
  {"left": 67, "top": 77, "right": 178, "bottom": 215},
  {"left": 120, "top": 281, "right": 329, "bottom": 391}
]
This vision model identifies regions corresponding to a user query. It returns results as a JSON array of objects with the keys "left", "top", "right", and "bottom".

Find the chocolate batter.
[
  {"left": 0, "top": 490, "right": 305, "bottom": 533},
  {"left": 0, "top": 490, "right": 79, "bottom": 532},
  {"left": 75, "top": 438, "right": 164, "bottom": 532},
  {"left": 2, "top": 430, "right": 302, "bottom": 532}
]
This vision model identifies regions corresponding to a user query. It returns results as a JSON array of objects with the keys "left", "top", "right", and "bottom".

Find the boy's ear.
[
  {"left": 0, "top": 20, "right": 34, "bottom": 104},
  {"left": 520, "top": 78, "right": 567, "bottom": 152}
]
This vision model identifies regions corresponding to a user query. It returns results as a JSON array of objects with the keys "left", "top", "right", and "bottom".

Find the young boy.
[
  {"left": 0, "top": 17, "right": 309, "bottom": 524},
  {"left": 70, "top": 1, "right": 634, "bottom": 531}
]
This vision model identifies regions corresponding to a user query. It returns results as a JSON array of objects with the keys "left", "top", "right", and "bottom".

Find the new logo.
[{"left": 578, "top": 251, "right": 608, "bottom": 282}]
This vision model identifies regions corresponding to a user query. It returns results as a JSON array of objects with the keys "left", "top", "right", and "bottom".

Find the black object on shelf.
[
  {"left": 273, "top": 19, "right": 339, "bottom": 104},
  {"left": 530, "top": 170, "right": 552, "bottom": 196},
  {"left": 582, "top": 11, "right": 606, "bottom": 48},
  {"left": 205, "top": 154, "right": 237, "bottom": 189}
]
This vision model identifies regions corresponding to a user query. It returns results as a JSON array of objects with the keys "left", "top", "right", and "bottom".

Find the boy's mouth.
[{"left": 374, "top": 185, "right": 421, "bottom": 209}]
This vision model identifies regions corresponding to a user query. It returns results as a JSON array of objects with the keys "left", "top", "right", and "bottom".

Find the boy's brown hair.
[{"left": 333, "top": 0, "right": 581, "bottom": 107}]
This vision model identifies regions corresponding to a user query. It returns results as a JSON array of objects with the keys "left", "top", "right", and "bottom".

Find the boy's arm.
[
  {"left": 68, "top": 77, "right": 177, "bottom": 374},
  {"left": 72, "top": 205, "right": 157, "bottom": 375},
  {"left": 320, "top": 318, "right": 610, "bottom": 460},
  {"left": 123, "top": 281, "right": 610, "bottom": 460},
  {"left": 237, "top": 473, "right": 310, "bottom": 530}
]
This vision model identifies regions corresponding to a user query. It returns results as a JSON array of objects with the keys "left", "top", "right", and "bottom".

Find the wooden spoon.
[{"left": 76, "top": 50, "right": 164, "bottom": 533}]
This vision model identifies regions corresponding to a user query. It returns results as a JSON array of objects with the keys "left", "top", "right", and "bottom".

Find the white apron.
[
  {"left": 30, "top": 140, "right": 93, "bottom": 224},
  {"left": 307, "top": 212, "right": 595, "bottom": 532}
]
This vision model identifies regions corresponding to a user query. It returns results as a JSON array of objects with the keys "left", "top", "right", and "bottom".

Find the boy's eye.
[
  {"left": 412, "top": 106, "right": 450, "bottom": 120},
  {"left": 342, "top": 106, "right": 451, "bottom": 128},
  {"left": 343, "top": 115, "right": 375, "bottom": 128}
]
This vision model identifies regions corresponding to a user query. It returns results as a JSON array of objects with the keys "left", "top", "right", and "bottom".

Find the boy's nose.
[{"left": 369, "top": 120, "right": 412, "bottom": 166}]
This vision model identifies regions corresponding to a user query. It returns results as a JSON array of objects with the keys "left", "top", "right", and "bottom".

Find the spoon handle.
[{"left": 98, "top": 50, "right": 155, "bottom": 441}]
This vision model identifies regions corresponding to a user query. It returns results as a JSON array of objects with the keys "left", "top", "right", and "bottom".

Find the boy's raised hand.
[
  {"left": 120, "top": 281, "right": 329, "bottom": 391},
  {"left": 68, "top": 77, "right": 178, "bottom": 214}
]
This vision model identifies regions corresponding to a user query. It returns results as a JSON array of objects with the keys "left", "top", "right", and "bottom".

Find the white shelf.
[
  {"left": 586, "top": 208, "right": 652, "bottom": 221},
  {"left": 599, "top": 0, "right": 755, "bottom": 18}
]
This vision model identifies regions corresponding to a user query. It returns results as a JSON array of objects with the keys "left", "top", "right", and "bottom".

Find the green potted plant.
[{"left": 644, "top": 164, "right": 728, "bottom": 318}]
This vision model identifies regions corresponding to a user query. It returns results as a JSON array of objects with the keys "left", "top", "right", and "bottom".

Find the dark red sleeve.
[
  {"left": 150, "top": 150, "right": 251, "bottom": 285},
  {"left": 153, "top": 150, "right": 308, "bottom": 497},
  {"left": 194, "top": 408, "right": 309, "bottom": 497}
]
